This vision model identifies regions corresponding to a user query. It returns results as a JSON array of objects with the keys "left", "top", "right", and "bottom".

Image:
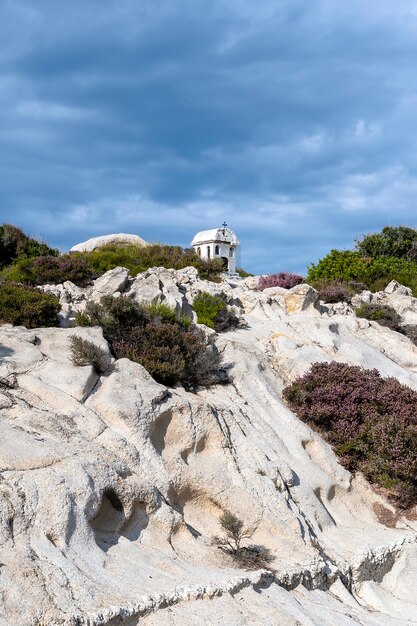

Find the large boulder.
[
  {"left": 260, "top": 283, "right": 321, "bottom": 315},
  {"left": 70, "top": 233, "right": 148, "bottom": 252},
  {"left": 91, "top": 267, "right": 130, "bottom": 300},
  {"left": 384, "top": 280, "right": 412, "bottom": 296}
]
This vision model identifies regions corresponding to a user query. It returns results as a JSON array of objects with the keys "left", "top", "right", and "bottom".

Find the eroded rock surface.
[{"left": 1, "top": 274, "right": 417, "bottom": 625}]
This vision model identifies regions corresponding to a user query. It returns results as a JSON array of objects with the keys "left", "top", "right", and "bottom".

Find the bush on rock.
[
  {"left": 0, "top": 282, "right": 60, "bottom": 328},
  {"left": 400, "top": 325, "right": 417, "bottom": 346},
  {"left": 314, "top": 280, "right": 363, "bottom": 304},
  {"left": 307, "top": 235, "right": 417, "bottom": 296},
  {"left": 212, "top": 511, "right": 273, "bottom": 570},
  {"left": 283, "top": 362, "right": 417, "bottom": 508},
  {"left": 77, "top": 296, "right": 224, "bottom": 389},
  {"left": 356, "top": 226, "right": 417, "bottom": 262},
  {"left": 69, "top": 336, "right": 109, "bottom": 373},
  {"left": 258, "top": 272, "right": 305, "bottom": 291},
  {"left": 193, "top": 292, "right": 239, "bottom": 332},
  {"left": 2, "top": 254, "right": 94, "bottom": 286},
  {"left": 354, "top": 303, "right": 402, "bottom": 331}
]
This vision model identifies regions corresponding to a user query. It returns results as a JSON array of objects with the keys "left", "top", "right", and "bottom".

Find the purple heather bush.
[
  {"left": 77, "top": 295, "right": 224, "bottom": 390},
  {"left": 258, "top": 272, "right": 305, "bottom": 291},
  {"left": 314, "top": 280, "right": 364, "bottom": 304},
  {"left": 283, "top": 362, "right": 417, "bottom": 508}
]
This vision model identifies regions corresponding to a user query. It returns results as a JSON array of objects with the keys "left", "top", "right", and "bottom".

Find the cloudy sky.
[{"left": 1, "top": 0, "right": 417, "bottom": 273}]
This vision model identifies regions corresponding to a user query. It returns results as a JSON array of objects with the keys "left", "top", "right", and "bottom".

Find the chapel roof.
[{"left": 191, "top": 226, "right": 239, "bottom": 246}]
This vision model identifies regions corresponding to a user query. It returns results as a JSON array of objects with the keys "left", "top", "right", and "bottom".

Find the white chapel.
[{"left": 191, "top": 223, "right": 240, "bottom": 273}]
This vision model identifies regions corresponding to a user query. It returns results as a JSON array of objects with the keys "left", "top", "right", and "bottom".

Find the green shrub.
[
  {"left": 308, "top": 250, "right": 373, "bottom": 284},
  {"left": 145, "top": 303, "right": 190, "bottom": 326},
  {"left": 69, "top": 336, "right": 109, "bottom": 373},
  {"left": 283, "top": 362, "right": 417, "bottom": 507},
  {"left": 356, "top": 226, "right": 417, "bottom": 261},
  {"left": 75, "top": 311, "right": 92, "bottom": 326},
  {"left": 307, "top": 249, "right": 417, "bottom": 296},
  {"left": 77, "top": 296, "right": 148, "bottom": 344},
  {"left": 354, "top": 303, "right": 402, "bottom": 331},
  {"left": 0, "top": 224, "right": 58, "bottom": 268},
  {"left": 2, "top": 254, "right": 93, "bottom": 286},
  {"left": 77, "top": 296, "right": 223, "bottom": 389},
  {"left": 0, "top": 282, "right": 60, "bottom": 328},
  {"left": 193, "top": 292, "right": 239, "bottom": 332}
]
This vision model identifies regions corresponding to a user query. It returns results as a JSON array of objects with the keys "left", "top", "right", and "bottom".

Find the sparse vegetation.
[
  {"left": 0, "top": 282, "right": 60, "bottom": 328},
  {"left": 283, "top": 362, "right": 417, "bottom": 508},
  {"left": 354, "top": 303, "right": 402, "bottom": 331},
  {"left": 237, "top": 267, "right": 254, "bottom": 278},
  {"left": 212, "top": 511, "right": 273, "bottom": 570},
  {"left": 193, "top": 292, "right": 239, "bottom": 332},
  {"left": 69, "top": 336, "right": 109, "bottom": 373},
  {"left": 258, "top": 272, "right": 305, "bottom": 291},
  {"left": 77, "top": 296, "right": 224, "bottom": 389}
]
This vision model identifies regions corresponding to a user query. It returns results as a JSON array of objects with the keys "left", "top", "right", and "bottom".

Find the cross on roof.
[{"left": 222, "top": 221, "right": 227, "bottom": 231}]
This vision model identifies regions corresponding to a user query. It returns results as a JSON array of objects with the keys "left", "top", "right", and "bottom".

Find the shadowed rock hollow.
[{"left": 1, "top": 270, "right": 417, "bottom": 625}]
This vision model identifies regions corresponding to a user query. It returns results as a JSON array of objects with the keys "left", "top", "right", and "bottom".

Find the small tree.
[
  {"left": 212, "top": 511, "right": 273, "bottom": 570},
  {"left": 213, "top": 511, "right": 252, "bottom": 554}
]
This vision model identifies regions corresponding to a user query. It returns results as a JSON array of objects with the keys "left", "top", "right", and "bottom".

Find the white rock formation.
[
  {"left": 70, "top": 233, "right": 148, "bottom": 252},
  {"left": 1, "top": 273, "right": 417, "bottom": 625}
]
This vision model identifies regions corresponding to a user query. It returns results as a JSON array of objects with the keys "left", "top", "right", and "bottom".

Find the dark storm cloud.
[{"left": 1, "top": 0, "right": 417, "bottom": 273}]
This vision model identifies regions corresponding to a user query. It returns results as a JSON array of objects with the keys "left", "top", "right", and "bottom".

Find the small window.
[
  {"left": 215, "top": 245, "right": 220, "bottom": 255},
  {"left": 207, "top": 246, "right": 211, "bottom": 258},
  {"left": 197, "top": 247, "right": 201, "bottom": 256},
  {"left": 229, "top": 248, "right": 234, "bottom": 257}
]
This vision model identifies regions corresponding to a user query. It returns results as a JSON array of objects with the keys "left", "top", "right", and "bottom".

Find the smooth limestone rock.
[
  {"left": 1, "top": 276, "right": 417, "bottom": 625},
  {"left": 91, "top": 267, "right": 130, "bottom": 301},
  {"left": 70, "top": 233, "right": 148, "bottom": 252},
  {"left": 384, "top": 280, "right": 412, "bottom": 296}
]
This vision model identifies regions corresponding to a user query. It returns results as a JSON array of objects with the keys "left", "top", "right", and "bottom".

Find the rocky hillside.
[{"left": 1, "top": 268, "right": 417, "bottom": 625}]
